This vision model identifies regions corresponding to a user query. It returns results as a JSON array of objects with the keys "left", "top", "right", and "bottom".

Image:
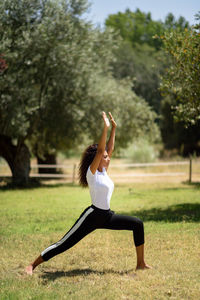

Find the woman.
[{"left": 26, "top": 112, "right": 151, "bottom": 275}]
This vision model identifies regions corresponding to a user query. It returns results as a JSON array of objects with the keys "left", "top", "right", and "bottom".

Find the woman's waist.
[{"left": 91, "top": 204, "right": 110, "bottom": 212}]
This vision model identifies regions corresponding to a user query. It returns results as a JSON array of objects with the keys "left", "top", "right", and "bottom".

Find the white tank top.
[{"left": 86, "top": 166, "right": 114, "bottom": 210}]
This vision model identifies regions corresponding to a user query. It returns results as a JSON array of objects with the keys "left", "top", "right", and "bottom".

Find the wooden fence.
[{"left": 0, "top": 158, "right": 199, "bottom": 184}]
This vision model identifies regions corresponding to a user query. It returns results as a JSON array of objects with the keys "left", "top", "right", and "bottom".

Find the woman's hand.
[
  {"left": 102, "top": 111, "right": 110, "bottom": 128},
  {"left": 108, "top": 112, "right": 117, "bottom": 128}
]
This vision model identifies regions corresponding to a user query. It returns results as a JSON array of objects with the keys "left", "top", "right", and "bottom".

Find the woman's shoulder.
[{"left": 86, "top": 165, "right": 96, "bottom": 179}]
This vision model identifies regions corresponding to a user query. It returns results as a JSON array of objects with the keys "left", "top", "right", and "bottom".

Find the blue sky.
[{"left": 84, "top": 0, "right": 199, "bottom": 26}]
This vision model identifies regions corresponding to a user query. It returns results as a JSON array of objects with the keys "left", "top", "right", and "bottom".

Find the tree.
[
  {"left": 0, "top": 0, "right": 159, "bottom": 186},
  {"left": 164, "top": 13, "right": 189, "bottom": 31},
  {"left": 105, "top": 8, "right": 164, "bottom": 50},
  {"left": 159, "top": 13, "right": 200, "bottom": 125},
  {"left": 105, "top": 9, "right": 189, "bottom": 114},
  {"left": 83, "top": 75, "right": 160, "bottom": 149},
  {"left": 110, "top": 40, "right": 165, "bottom": 113},
  {"left": 160, "top": 96, "right": 200, "bottom": 156},
  {"left": 0, "top": 0, "right": 103, "bottom": 184}
]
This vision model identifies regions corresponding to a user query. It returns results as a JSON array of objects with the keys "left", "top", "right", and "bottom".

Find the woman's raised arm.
[
  {"left": 107, "top": 112, "right": 117, "bottom": 158},
  {"left": 90, "top": 112, "right": 110, "bottom": 174}
]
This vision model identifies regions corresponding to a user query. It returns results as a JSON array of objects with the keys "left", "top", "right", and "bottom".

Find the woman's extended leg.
[
  {"left": 25, "top": 206, "right": 96, "bottom": 275},
  {"left": 102, "top": 212, "right": 151, "bottom": 270}
]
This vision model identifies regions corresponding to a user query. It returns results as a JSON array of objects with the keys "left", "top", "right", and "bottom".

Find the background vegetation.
[
  {"left": 0, "top": 0, "right": 159, "bottom": 186},
  {"left": 1, "top": 1, "right": 200, "bottom": 187}
]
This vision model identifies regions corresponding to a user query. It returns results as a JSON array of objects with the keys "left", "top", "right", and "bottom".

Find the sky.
[{"left": 84, "top": 0, "right": 200, "bottom": 26}]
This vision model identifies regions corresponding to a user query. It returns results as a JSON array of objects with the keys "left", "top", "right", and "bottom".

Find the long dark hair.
[{"left": 79, "top": 144, "right": 98, "bottom": 187}]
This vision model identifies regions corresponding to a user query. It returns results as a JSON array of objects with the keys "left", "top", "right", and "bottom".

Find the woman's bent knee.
[{"left": 134, "top": 218, "right": 144, "bottom": 231}]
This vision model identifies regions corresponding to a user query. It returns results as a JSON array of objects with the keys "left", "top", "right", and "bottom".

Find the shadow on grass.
[
  {"left": 185, "top": 181, "right": 200, "bottom": 189},
  {"left": 0, "top": 179, "right": 79, "bottom": 191},
  {"left": 120, "top": 203, "right": 200, "bottom": 223},
  {"left": 40, "top": 268, "right": 133, "bottom": 282}
]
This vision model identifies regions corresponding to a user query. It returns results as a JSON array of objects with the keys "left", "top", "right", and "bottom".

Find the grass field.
[{"left": 0, "top": 180, "right": 200, "bottom": 300}]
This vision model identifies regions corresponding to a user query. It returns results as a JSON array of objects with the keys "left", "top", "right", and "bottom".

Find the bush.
[{"left": 120, "top": 139, "right": 159, "bottom": 162}]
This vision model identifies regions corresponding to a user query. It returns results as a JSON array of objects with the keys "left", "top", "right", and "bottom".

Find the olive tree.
[{"left": 0, "top": 0, "right": 159, "bottom": 186}]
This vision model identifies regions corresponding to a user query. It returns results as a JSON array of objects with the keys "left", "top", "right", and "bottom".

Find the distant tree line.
[{"left": 105, "top": 9, "right": 200, "bottom": 156}]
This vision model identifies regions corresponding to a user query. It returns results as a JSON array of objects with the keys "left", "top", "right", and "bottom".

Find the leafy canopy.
[
  {"left": 159, "top": 13, "right": 200, "bottom": 125},
  {"left": 0, "top": 0, "right": 159, "bottom": 158}
]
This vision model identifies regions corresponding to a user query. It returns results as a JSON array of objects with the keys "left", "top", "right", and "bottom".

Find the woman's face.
[{"left": 98, "top": 150, "right": 110, "bottom": 170}]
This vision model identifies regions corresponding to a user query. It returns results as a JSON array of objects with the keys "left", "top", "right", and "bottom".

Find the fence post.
[
  {"left": 189, "top": 157, "right": 192, "bottom": 183},
  {"left": 72, "top": 164, "right": 76, "bottom": 184}
]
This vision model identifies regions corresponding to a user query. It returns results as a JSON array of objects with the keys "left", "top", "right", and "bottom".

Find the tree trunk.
[
  {"left": 0, "top": 135, "right": 31, "bottom": 186},
  {"left": 37, "top": 153, "right": 57, "bottom": 174}
]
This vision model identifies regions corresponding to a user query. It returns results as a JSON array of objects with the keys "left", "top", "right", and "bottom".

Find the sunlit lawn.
[{"left": 0, "top": 181, "right": 200, "bottom": 300}]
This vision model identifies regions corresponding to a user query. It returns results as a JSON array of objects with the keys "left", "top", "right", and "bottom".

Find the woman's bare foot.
[
  {"left": 136, "top": 263, "right": 152, "bottom": 271},
  {"left": 25, "top": 255, "right": 44, "bottom": 275},
  {"left": 25, "top": 265, "right": 34, "bottom": 275}
]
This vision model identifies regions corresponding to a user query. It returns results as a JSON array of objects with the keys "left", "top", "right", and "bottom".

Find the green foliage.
[
  {"left": 105, "top": 8, "right": 164, "bottom": 50},
  {"left": 0, "top": 0, "right": 93, "bottom": 145},
  {"left": 120, "top": 138, "right": 159, "bottom": 162},
  {"left": 83, "top": 75, "right": 160, "bottom": 148},
  {"left": 106, "top": 9, "right": 189, "bottom": 50},
  {"left": 0, "top": 0, "right": 159, "bottom": 161},
  {"left": 164, "top": 13, "right": 190, "bottom": 31},
  {"left": 160, "top": 96, "right": 200, "bottom": 156},
  {"left": 105, "top": 9, "right": 189, "bottom": 114},
  {"left": 111, "top": 40, "right": 166, "bottom": 113},
  {"left": 159, "top": 13, "right": 200, "bottom": 125}
]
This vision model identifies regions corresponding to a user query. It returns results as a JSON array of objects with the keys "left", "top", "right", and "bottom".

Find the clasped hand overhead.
[{"left": 102, "top": 111, "right": 117, "bottom": 128}]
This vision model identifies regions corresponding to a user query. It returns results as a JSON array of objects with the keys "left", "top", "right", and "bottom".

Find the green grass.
[{"left": 0, "top": 182, "right": 200, "bottom": 300}]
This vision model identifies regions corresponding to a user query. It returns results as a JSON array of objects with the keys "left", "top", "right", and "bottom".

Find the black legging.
[{"left": 41, "top": 205, "right": 144, "bottom": 261}]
